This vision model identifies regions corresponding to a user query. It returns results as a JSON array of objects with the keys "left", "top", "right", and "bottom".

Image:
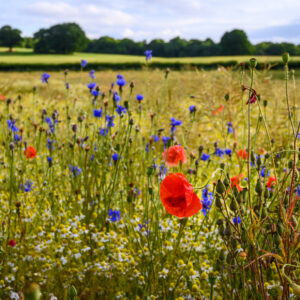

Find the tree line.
[{"left": 0, "top": 23, "right": 300, "bottom": 56}]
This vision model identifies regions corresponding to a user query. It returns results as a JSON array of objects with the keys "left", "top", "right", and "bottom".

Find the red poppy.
[
  {"left": 24, "top": 146, "right": 37, "bottom": 159},
  {"left": 163, "top": 145, "right": 187, "bottom": 167},
  {"left": 266, "top": 176, "right": 276, "bottom": 188},
  {"left": 237, "top": 149, "right": 247, "bottom": 160},
  {"left": 8, "top": 239, "right": 16, "bottom": 247},
  {"left": 160, "top": 173, "right": 202, "bottom": 218},
  {"left": 259, "top": 148, "right": 264, "bottom": 155},
  {"left": 0, "top": 95, "right": 5, "bottom": 101},
  {"left": 231, "top": 174, "right": 244, "bottom": 192},
  {"left": 213, "top": 105, "right": 223, "bottom": 115}
]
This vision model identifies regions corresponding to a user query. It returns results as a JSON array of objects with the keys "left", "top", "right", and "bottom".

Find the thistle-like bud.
[
  {"left": 249, "top": 58, "right": 257, "bottom": 69},
  {"left": 255, "top": 180, "right": 263, "bottom": 195},
  {"left": 23, "top": 282, "right": 41, "bottom": 300},
  {"left": 282, "top": 52, "right": 289, "bottom": 64},
  {"left": 216, "top": 179, "right": 225, "bottom": 194},
  {"left": 68, "top": 285, "right": 77, "bottom": 299}
]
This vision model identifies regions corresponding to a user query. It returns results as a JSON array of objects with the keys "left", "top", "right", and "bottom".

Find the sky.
[{"left": 0, "top": 0, "right": 300, "bottom": 44}]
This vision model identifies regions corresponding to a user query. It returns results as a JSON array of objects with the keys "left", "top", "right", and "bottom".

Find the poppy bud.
[
  {"left": 255, "top": 180, "right": 263, "bottom": 195},
  {"left": 68, "top": 285, "right": 77, "bottom": 299},
  {"left": 256, "top": 156, "right": 262, "bottom": 168},
  {"left": 215, "top": 195, "right": 222, "bottom": 209},
  {"left": 282, "top": 52, "right": 289, "bottom": 64},
  {"left": 224, "top": 93, "right": 230, "bottom": 101},
  {"left": 23, "top": 282, "right": 41, "bottom": 300},
  {"left": 263, "top": 100, "right": 268, "bottom": 107},
  {"left": 216, "top": 180, "right": 225, "bottom": 194},
  {"left": 249, "top": 58, "right": 257, "bottom": 69},
  {"left": 230, "top": 199, "right": 238, "bottom": 211},
  {"left": 224, "top": 223, "right": 231, "bottom": 236},
  {"left": 288, "top": 160, "right": 293, "bottom": 169},
  {"left": 223, "top": 177, "right": 229, "bottom": 187},
  {"left": 220, "top": 163, "right": 225, "bottom": 170},
  {"left": 264, "top": 188, "right": 269, "bottom": 199}
]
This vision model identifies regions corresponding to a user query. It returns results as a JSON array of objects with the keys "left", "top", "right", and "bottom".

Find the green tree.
[
  {"left": 34, "top": 23, "right": 88, "bottom": 54},
  {"left": 0, "top": 25, "right": 22, "bottom": 52},
  {"left": 220, "top": 29, "right": 253, "bottom": 55}
]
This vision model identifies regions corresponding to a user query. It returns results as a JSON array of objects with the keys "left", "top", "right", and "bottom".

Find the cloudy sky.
[{"left": 0, "top": 0, "right": 300, "bottom": 43}]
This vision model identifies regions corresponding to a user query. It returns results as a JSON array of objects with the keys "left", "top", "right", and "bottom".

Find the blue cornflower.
[
  {"left": 201, "top": 153, "right": 210, "bottom": 161},
  {"left": 152, "top": 135, "right": 159, "bottom": 142},
  {"left": 94, "top": 109, "right": 102, "bottom": 118},
  {"left": 116, "top": 74, "right": 126, "bottom": 87},
  {"left": 89, "top": 70, "right": 95, "bottom": 79},
  {"left": 260, "top": 167, "right": 270, "bottom": 178},
  {"left": 66, "top": 82, "right": 70, "bottom": 90},
  {"left": 91, "top": 90, "right": 101, "bottom": 98},
  {"left": 297, "top": 185, "right": 300, "bottom": 197},
  {"left": 170, "top": 117, "right": 182, "bottom": 133},
  {"left": 162, "top": 136, "right": 171, "bottom": 148},
  {"left": 233, "top": 216, "right": 241, "bottom": 224},
  {"left": 87, "top": 82, "right": 96, "bottom": 91},
  {"left": 45, "top": 117, "right": 55, "bottom": 133},
  {"left": 215, "top": 148, "right": 224, "bottom": 158},
  {"left": 20, "top": 180, "right": 34, "bottom": 192},
  {"left": 14, "top": 133, "right": 22, "bottom": 143},
  {"left": 225, "top": 149, "right": 232, "bottom": 156},
  {"left": 228, "top": 122, "right": 233, "bottom": 133},
  {"left": 201, "top": 186, "right": 213, "bottom": 216},
  {"left": 116, "top": 105, "right": 127, "bottom": 116},
  {"left": 112, "top": 153, "right": 119, "bottom": 162},
  {"left": 99, "top": 128, "right": 107, "bottom": 136},
  {"left": 159, "top": 164, "right": 167, "bottom": 181},
  {"left": 47, "top": 138, "right": 54, "bottom": 150},
  {"left": 108, "top": 209, "right": 121, "bottom": 222},
  {"left": 145, "top": 50, "right": 152, "bottom": 61},
  {"left": 47, "top": 156, "right": 52, "bottom": 164},
  {"left": 106, "top": 115, "right": 115, "bottom": 128},
  {"left": 81, "top": 59, "right": 88, "bottom": 68},
  {"left": 138, "top": 221, "right": 150, "bottom": 236},
  {"left": 91, "top": 154, "right": 94, "bottom": 162},
  {"left": 113, "top": 92, "right": 121, "bottom": 103},
  {"left": 41, "top": 73, "right": 50, "bottom": 83},
  {"left": 7, "top": 120, "right": 19, "bottom": 132},
  {"left": 69, "top": 165, "right": 82, "bottom": 178},
  {"left": 136, "top": 94, "right": 144, "bottom": 102},
  {"left": 189, "top": 105, "right": 196, "bottom": 113},
  {"left": 145, "top": 143, "right": 150, "bottom": 153}
]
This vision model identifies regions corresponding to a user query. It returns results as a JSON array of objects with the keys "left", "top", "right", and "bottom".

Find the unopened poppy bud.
[
  {"left": 216, "top": 180, "right": 225, "bottom": 194},
  {"left": 23, "top": 282, "right": 41, "bottom": 299},
  {"left": 256, "top": 156, "right": 262, "bottom": 168},
  {"left": 263, "top": 100, "right": 268, "bottom": 107},
  {"left": 255, "top": 180, "right": 263, "bottom": 195},
  {"left": 230, "top": 199, "right": 238, "bottom": 211},
  {"left": 68, "top": 285, "right": 77, "bottom": 299},
  {"left": 288, "top": 160, "right": 293, "bottom": 169},
  {"left": 215, "top": 195, "right": 222, "bottom": 209},
  {"left": 224, "top": 223, "right": 231, "bottom": 236},
  {"left": 264, "top": 188, "right": 269, "bottom": 199},
  {"left": 282, "top": 52, "right": 289, "bottom": 64},
  {"left": 223, "top": 177, "right": 229, "bottom": 187},
  {"left": 249, "top": 58, "right": 257, "bottom": 69}
]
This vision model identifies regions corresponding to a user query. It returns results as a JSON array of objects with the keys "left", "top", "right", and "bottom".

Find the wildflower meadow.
[{"left": 0, "top": 53, "right": 299, "bottom": 299}]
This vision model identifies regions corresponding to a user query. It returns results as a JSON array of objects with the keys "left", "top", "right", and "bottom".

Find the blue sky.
[{"left": 0, "top": 0, "right": 300, "bottom": 43}]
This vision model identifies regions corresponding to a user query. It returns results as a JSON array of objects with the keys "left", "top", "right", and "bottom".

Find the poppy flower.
[
  {"left": 163, "top": 145, "right": 187, "bottom": 167},
  {"left": 260, "top": 148, "right": 264, "bottom": 155},
  {"left": 160, "top": 173, "right": 202, "bottom": 218},
  {"left": 213, "top": 105, "right": 223, "bottom": 115},
  {"left": 24, "top": 146, "right": 37, "bottom": 159},
  {"left": 8, "top": 239, "right": 16, "bottom": 247},
  {"left": 266, "top": 176, "right": 276, "bottom": 188},
  {"left": 231, "top": 174, "right": 244, "bottom": 192},
  {"left": 237, "top": 149, "right": 247, "bottom": 160},
  {"left": 0, "top": 94, "right": 5, "bottom": 101}
]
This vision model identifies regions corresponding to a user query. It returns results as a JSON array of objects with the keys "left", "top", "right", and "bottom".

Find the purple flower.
[
  {"left": 225, "top": 149, "right": 232, "bottom": 156},
  {"left": 87, "top": 82, "right": 96, "bottom": 91},
  {"left": 94, "top": 109, "right": 102, "bottom": 118},
  {"left": 81, "top": 59, "right": 88, "bottom": 68},
  {"left": 145, "top": 50, "right": 152, "bottom": 61},
  {"left": 108, "top": 209, "right": 121, "bottom": 222},
  {"left": 113, "top": 92, "right": 121, "bottom": 103},
  {"left": 201, "top": 153, "right": 210, "bottom": 161},
  {"left": 116, "top": 105, "right": 127, "bottom": 116},
  {"left": 116, "top": 74, "right": 126, "bottom": 87},
  {"left": 136, "top": 94, "right": 144, "bottom": 102},
  {"left": 112, "top": 153, "right": 119, "bottom": 162},
  {"left": 41, "top": 73, "right": 50, "bottom": 83},
  {"left": 201, "top": 186, "right": 213, "bottom": 216},
  {"left": 189, "top": 105, "right": 196, "bottom": 113},
  {"left": 233, "top": 216, "right": 241, "bottom": 224},
  {"left": 170, "top": 117, "right": 182, "bottom": 133},
  {"left": 89, "top": 70, "right": 95, "bottom": 79}
]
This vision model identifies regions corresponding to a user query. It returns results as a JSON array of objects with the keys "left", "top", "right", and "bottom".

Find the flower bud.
[
  {"left": 282, "top": 52, "right": 289, "bottom": 64},
  {"left": 249, "top": 58, "right": 257, "bottom": 69},
  {"left": 23, "top": 282, "right": 41, "bottom": 300},
  {"left": 68, "top": 285, "right": 77, "bottom": 299},
  {"left": 255, "top": 180, "right": 263, "bottom": 195},
  {"left": 216, "top": 179, "right": 225, "bottom": 194}
]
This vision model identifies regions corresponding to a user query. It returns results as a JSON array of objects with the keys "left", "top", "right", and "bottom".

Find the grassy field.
[
  {"left": 1, "top": 47, "right": 300, "bottom": 66},
  {"left": 0, "top": 67, "right": 299, "bottom": 299}
]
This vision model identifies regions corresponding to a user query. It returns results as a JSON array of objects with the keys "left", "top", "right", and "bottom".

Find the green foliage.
[
  {"left": 33, "top": 23, "right": 88, "bottom": 54},
  {"left": 0, "top": 25, "right": 22, "bottom": 52},
  {"left": 220, "top": 29, "right": 253, "bottom": 55}
]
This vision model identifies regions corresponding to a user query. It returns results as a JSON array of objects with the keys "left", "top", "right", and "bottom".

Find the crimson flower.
[
  {"left": 163, "top": 145, "right": 187, "bottom": 167},
  {"left": 24, "top": 146, "right": 37, "bottom": 159},
  {"left": 160, "top": 173, "right": 202, "bottom": 218}
]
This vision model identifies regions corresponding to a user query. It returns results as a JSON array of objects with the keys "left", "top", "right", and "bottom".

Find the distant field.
[{"left": 0, "top": 47, "right": 299, "bottom": 69}]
